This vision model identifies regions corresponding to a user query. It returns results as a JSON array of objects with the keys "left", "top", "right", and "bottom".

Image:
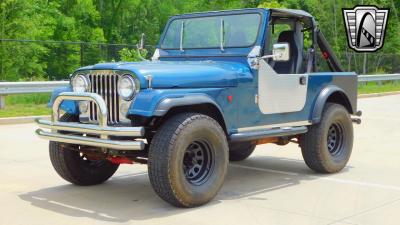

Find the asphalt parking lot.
[{"left": 1, "top": 94, "right": 400, "bottom": 225}]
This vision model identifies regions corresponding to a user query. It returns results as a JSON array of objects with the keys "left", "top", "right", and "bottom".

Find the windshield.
[{"left": 161, "top": 13, "right": 261, "bottom": 49}]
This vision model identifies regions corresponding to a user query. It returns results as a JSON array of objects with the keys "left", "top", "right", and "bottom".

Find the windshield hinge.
[
  {"left": 220, "top": 19, "right": 225, "bottom": 52},
  {"left": 180, "top": 21, "right": 185, "bottom": 52}
]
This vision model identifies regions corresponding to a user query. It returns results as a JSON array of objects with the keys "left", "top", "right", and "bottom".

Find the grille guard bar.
[{"left": 35, "top": 92, "right": 145, "bottom": 151}]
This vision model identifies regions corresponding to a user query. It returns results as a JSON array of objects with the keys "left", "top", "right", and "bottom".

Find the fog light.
[
  {"left": 120, "top": 101, "right": 130, "bottom": 116},
  {"left": 79, "top": 101, "right": 89, "bottom": 113}
]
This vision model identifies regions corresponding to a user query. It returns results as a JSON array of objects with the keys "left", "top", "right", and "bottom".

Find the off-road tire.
[
  {"left": 229, "top": 142, "right": 256, "bottom": 161},
  {"left": 300, "top": 103, "right": 353, "bottom": 173},
  {"left": 49, "top": 114, "right": 119, "bottom": 185},
  {"left": 148, "top": 113, "right": 228, "bottom": 207}
]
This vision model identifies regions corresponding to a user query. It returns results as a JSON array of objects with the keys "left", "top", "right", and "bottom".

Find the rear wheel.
[
  {"left": 148, "top": 113, "right": 228, "bottom": 207},
  {"left": 300, "top": 103, "right": 353, "bottom": 173},
  {"left": 49, "top": 114, "right": 119, "bottom": 185},
  {"left": 229, "top": 142, "right": 256, "bottom": 161}
]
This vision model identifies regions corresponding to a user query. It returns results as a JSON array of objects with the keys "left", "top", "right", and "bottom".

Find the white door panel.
[{"left": 258, "top": 59, "right": 308, "bottom": 114}]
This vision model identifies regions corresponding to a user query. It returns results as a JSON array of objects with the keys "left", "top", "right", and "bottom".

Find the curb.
[
  {"left": 0, "top": 91, "right": 399, "bottom": 125},
  {"left": 0, "top": 115, "right": 50, "bottom": 125},
  {"left": 358, "top": 91, "right": 400, "bottom": 99}
]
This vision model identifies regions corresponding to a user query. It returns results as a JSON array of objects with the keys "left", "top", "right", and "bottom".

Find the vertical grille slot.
[{"left": 87, "top": 72, "right": 120, "bottom": 124}]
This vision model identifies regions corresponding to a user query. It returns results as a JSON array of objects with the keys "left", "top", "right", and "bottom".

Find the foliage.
[
  {"left": 0, "top": 0, "right": 399, "bottom": 81},
  {"left": 0, "top": 104, "right": 51, "bottom": 117},
  {"left": 0, "top": 93, "right": 51, "bottom": 117},
  {"left": 6, "top": 93, "right": 50, "bottom": 105},
  {"left": 119, "top": 48, "right": 148, "bottom": 62},
  {"left": 358, "top": 81, "right": 400, "bottom": 94}
]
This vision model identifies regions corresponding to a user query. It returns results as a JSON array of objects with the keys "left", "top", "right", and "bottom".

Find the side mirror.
[
  {"left": 262, "top": 43, "right": 290, "bottom": 61},
  {"left": 272, "top": 43, "right": 290, "bottom": 61}
]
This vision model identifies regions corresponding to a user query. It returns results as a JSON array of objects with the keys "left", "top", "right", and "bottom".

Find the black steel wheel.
[
  {"left": 301, "top": 103, "right": 353, "bottom": 173},
  {"left": 327, "top": 123, "right": 344, "bottom": 156},
  {"left": 148, "top": 113, "right": 228, "bottom": 207},
  {"left": 183, "top": 140, "right": 214, "bottom": 185}
]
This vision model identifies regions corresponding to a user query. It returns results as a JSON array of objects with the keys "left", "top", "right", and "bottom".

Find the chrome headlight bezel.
[
  {"left": 71, "top": 74, "right": 90, "bottom": 93},
  {"left": 118, "top": 74, "right": 139, "bottom": 101}
]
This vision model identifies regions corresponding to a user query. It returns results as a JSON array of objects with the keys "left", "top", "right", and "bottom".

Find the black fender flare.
[
  {"left": 311, "top": 85, "right": 353, "bottom": 123},
  {"left": 153, "top": 94, "right": 224, "bottom": 117}
]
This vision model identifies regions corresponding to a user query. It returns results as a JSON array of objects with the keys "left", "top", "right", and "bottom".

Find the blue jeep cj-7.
[{"left": 35, "top": 8, "right": 361, "bottom": 207}]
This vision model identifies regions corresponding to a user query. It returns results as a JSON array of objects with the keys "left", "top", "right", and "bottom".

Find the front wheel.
[
  {"left": 300, "top": 103, "right": 353, "bottom": 173},
  {"left": 49, "top": 114, "right": 119, "bottom": 185},
  {"left": 148, "top": 113, "right": 228, "bottom": 207}
]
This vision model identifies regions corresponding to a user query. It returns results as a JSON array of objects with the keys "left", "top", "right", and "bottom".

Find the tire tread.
[{"left": 148, "top": 113, "right": 227, "bottom": 207}]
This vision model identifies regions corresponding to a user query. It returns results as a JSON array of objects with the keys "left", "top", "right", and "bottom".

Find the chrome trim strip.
[
  {"left": 36, "top": 129, "right": 144, "bottom": 150},
  {"left": 237, "top": 120, "right": 311, "bottom": 132},
  {"left": 36, "top": 119, "right": 144, "bottom": 137}
]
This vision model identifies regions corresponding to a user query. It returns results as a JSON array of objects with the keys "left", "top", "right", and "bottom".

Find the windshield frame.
[{"left": 160, "top": 12, "right": 263, "bottom": 50}]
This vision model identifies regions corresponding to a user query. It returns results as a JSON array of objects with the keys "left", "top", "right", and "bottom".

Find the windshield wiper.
[
  {"left": 180, "top": 21, "right": 185, "bottom": 52},
  {"left": 220, "top": 19, "right": 225, "bottom": 52}
]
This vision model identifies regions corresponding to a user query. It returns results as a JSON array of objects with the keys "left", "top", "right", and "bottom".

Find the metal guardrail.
[
  {"left": 0, "top": 81, "right": 68, "bottom": 109},
  {"left": 0, "top": 81, "right": 69, "bottom": 95},
  {"left": 358, "top": 74, "right": 400, "bottom": 82},
  {"left": 0, "top": 74, "right": 399, "bottom": 109}
]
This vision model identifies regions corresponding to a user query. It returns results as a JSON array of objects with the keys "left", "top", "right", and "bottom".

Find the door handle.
[{"left": 299, "top": 76, "right": 307, "bottom": 85}]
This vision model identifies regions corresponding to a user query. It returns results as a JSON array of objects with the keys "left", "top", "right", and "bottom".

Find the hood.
[{"left": 77, "top": 60, "right": 251, "bottom": 89}]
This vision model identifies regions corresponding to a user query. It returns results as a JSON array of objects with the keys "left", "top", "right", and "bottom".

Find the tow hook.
[
  {"left": 351, "top": 118, "right": 361, "bottom": 124},
  {"left": 351, "top": 110, "right": 362, "bottom": 124}
]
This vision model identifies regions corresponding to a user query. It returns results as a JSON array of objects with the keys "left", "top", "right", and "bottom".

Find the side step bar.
[{"left": 229, "top": 126, "right": 308, "bottom": 142}]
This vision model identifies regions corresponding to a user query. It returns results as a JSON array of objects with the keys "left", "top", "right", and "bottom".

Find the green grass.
[
  {"left": 0, "top": 93, "right": 51, "bottom": 118},
  {"left": 5, "top": 93, "right": 50, "bottom": 105},
  {"left": 358, "top": 82, "right": 400, "bottom": 94},
  {"left": 0, "top": 104, "right": 51, "bottom": 118},
  {"left": 0, "top": 83, "right": 399, "bottom": 118}
]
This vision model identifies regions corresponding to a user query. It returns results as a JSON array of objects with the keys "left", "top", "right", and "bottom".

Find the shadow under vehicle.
[{"left": 35, "top": 8, "right": 361, "bottom": 207}]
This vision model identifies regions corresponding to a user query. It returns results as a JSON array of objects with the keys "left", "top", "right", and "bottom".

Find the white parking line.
[
  {"left": 233, "top": 164, "right": 400, "bottom": 192},
  {"left": 311, "top": 176, "right": 400, "bottom": 191},
  {"left": 230, "top": 164, "right": 299, "bottom": 176},
  {"left": 111, "top": 172, "right": 148, "bottom": 179},
  {"left": 237, "top": 183, "right": 294, "bottom": 197}
]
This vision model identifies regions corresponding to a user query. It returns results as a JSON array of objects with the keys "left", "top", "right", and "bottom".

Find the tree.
[{"left": 0, "top": 0, "right": 58, "bottom": 81}]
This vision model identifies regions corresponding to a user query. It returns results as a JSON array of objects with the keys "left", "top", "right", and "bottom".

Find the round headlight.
[
  {"left": 118, "top": 75, "right": 137, "bottom": 100},
  {"left": 72, "top": 74, "right": 89, "bottom": 93},
  {"left": 78, "top": 101, "right": 89, "bottom": 113}
]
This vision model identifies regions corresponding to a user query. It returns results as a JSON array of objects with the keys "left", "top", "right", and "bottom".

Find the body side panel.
[
  {"left": 235, "top": 72, "right": 356, "bottom": 131},
  {"left": 129, "top": 88, "right": 237, "bottom": 133}
]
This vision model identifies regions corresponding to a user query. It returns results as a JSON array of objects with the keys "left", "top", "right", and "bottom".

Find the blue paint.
[
  {"left": 48, "top": 8, "right": 357, "bottom": 135},
  {"left": 77, "top": 61, "right": 249, "bottom": 89},
  {"left": 48, "top": 86, "right": 78, "bottom": 115},
  {"left": 131, "top": 88, "right": 237, "bottom": 132}
]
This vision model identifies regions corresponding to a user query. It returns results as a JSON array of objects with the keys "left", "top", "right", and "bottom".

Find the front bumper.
[{"left": 35, "top": 92, "right": 145, "bottom": 150}]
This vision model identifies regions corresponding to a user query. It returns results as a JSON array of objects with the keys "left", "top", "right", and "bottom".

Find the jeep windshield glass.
[{"left": 161, "top": 13, "right": 261, "bottom": 49}]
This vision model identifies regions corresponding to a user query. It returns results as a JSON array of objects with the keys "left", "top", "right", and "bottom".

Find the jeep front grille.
[{"left": 88, "top": 72, "right": 120, "bottom": 124}]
